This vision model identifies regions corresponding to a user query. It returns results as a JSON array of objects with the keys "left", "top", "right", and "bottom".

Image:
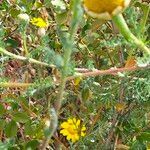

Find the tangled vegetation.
[{"left": 0, "top": 0, "right": 150, "bottom": 149}]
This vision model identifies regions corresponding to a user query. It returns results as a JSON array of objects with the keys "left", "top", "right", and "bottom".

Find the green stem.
[
  {"left": 139, "top": 4, "right": 150, "bottom": 36},
  {"left": 112, "top": 14, "right": 150, "bottom": 55},
  {"left": 54, "top": 0, "right": 83, "bottom": 113},
  {"left": 20, "top": 22, "right": 29, "bottom": 56},
  {"left": 0, "top": 47, "right": 55, "bottom": 68},
  {"left": 40, "top": 108, "right": 58, "bottom": 150},
  {"left": 23, "top": 30, "right": 29, "bottom": 56}
]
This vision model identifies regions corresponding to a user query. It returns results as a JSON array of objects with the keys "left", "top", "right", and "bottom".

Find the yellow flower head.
[
  {"left": 60, "top": 118, "right": 86, "bottom": 143},
  {"left": 30, "top": 17, "right": 48, "bottom": 28},
  {"left": 83, "top": 0, "right": 131, "bottom": 20}
]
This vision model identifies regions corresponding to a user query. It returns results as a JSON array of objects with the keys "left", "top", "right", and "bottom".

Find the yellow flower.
[
  {"left": 60, "top": 118, "right": 86, "bottom": 143},
  {"left": 83, "top": 0, "right": 131, "bottom": 19},
  {"left": 30, "top": 17, "right": 48, "bottom": 28}
]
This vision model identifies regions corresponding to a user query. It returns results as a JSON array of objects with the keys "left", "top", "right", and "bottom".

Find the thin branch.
[
  {"left": 0, "top": 82, "right": 32, "bottom": 88},
  {"left": 67, "top": 65, "right": 150, "bottom": 81},
  {"left": 74, "top": 68, "right": 92, "bottom": 73},
  {"left": 112, "top": 14, "right": 150, "bottom": 55},
  {"left": 40, "top": 108, "right": 58, "bottom": 150},
  {"left": 0, "top": 65, "right": 149, "bottom": 88},
  {"left": 0, "top": 47, "right": 55, "bottom": 68}
]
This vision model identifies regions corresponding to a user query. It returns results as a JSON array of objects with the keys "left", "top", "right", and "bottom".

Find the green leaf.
[
  {"left": 12, "top": 112, "right": 30, "bottom": 123},
  {"left": 82, "top": 88, "right": 91, "bottom": 101},
  {"left": 0, "top": 1, "right": 9, "bottom": 11},
  {"left": 56, "top": 12, "right": 68, "bottom": 24},
  {"left": 131, "top": 140, "right": 146, "bottom": 150},
  {"left": 0, "top": 119, "right": 5, "bottom": 130},
  {"left": 5, "top": 120, "right": 17, "bottom": 138},
  {"left": 137, "top": 132, "right": 150, "bottom": 142},
  {"left": 25, "top": 140, "right": 39, "bottom": 150},
  {"left": 10, "top": 8, "right": 20, "bottom": 18},
  {"left": 5, "top": 38, "right": 20, "bottom": 48},
  {"left": 0, "top": 141, "right": 9, "bottom": 150},
  {"left": 24, "top": 121, "right": 34, "bottom": 136},
  {"left": 33, "top": 1, "right": 43, "bottom": 9},
  {"left": 0, "top": 104, "right": 5, "bottom": 116}
]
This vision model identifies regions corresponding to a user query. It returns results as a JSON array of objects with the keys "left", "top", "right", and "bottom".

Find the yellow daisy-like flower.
[
  {"left": 30, "top": 17, "right": 48, "bottom": 28},
  {"left": 83, "top": 0, "right": 131, "bottom": 20},
  {"left": 60, "top": 118, "right": 86, "bottom": 143}
]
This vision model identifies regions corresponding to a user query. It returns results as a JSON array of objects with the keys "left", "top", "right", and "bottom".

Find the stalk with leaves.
[{"left": 40, "top": 0, "right": 83, "bottom": 149}]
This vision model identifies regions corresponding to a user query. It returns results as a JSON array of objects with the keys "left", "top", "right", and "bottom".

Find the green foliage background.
[{"left": 0, "top": 0, "right": 150, "bottom": 149}]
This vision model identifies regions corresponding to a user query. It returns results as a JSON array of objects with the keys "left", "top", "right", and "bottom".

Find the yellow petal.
[
  {"left": 72, "top": 124, "right": 77, "bottom": 130},
  {"left": 72, "top": 134, "right": 79, "bottom": 143},
  {"left": 83, "top": 0, "right": 131, "bottom": 20},
  {"left": 30, "top": 17, "right": 48, "bottom": 27},
  {"left": 73, "top": 118, "right": 77, "bottom": 123},
  {"left": 67, "top": 135, "right": 71, "bottom": 141},
  {"left": 81, "top": 132, "right": 86, "bottom": 137},
  {"left": 83, "top": 0, "right": 124, "bottom": 13},
  {"left": 61, "top": 122, "right": 69, "bottom": 128},
  {"left": 81, "top": 126, "right": 86, "bottom": 131},
  {"left": 60, "top": 129, "right": 69, "bottom": 136},
  {"left": 76, "top": 119, "right": 81, "bottom": 126},
  {"left": 60, "top": 118, "right": 86, "bottom": 143},
  {"left": 68, "top": 118, "right": 74, "bottom": 124}
]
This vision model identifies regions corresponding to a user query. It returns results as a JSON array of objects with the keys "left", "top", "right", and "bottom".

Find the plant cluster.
[{"left": 0, "top": 0, "right": 150, "bottom": 149}]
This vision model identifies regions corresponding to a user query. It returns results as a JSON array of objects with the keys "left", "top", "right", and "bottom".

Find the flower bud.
[
  {"left": 18, "top": 13, "right": 30, "bottom": 22},
  {"left": 45, "top": 119, "right": 50, "bottom": 127},
  {"left": 83, "top": 0, "right": 131, "bottom": 20},
  {"left": 38, "top": 27, "right": 46, "bottom": 37}
]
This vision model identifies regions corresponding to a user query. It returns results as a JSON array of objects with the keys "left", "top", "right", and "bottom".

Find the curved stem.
[
  {"left": 0, "top": 47, "right": 55, "bottom": 68},
  {"left": 112, "top": 14, "right": 150, "bottom": 55},
  {"left": 40, "top": 108, "right": 58, "bottom": 150},
  {"left": 23, "top": 30, "right": 29, "bottom": 56},
  {"left": 139, "top": 4, "right": 150, "bottom": 36},
  {"left": 54, "top": 0, "right": 83, "bottom": 113}
]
